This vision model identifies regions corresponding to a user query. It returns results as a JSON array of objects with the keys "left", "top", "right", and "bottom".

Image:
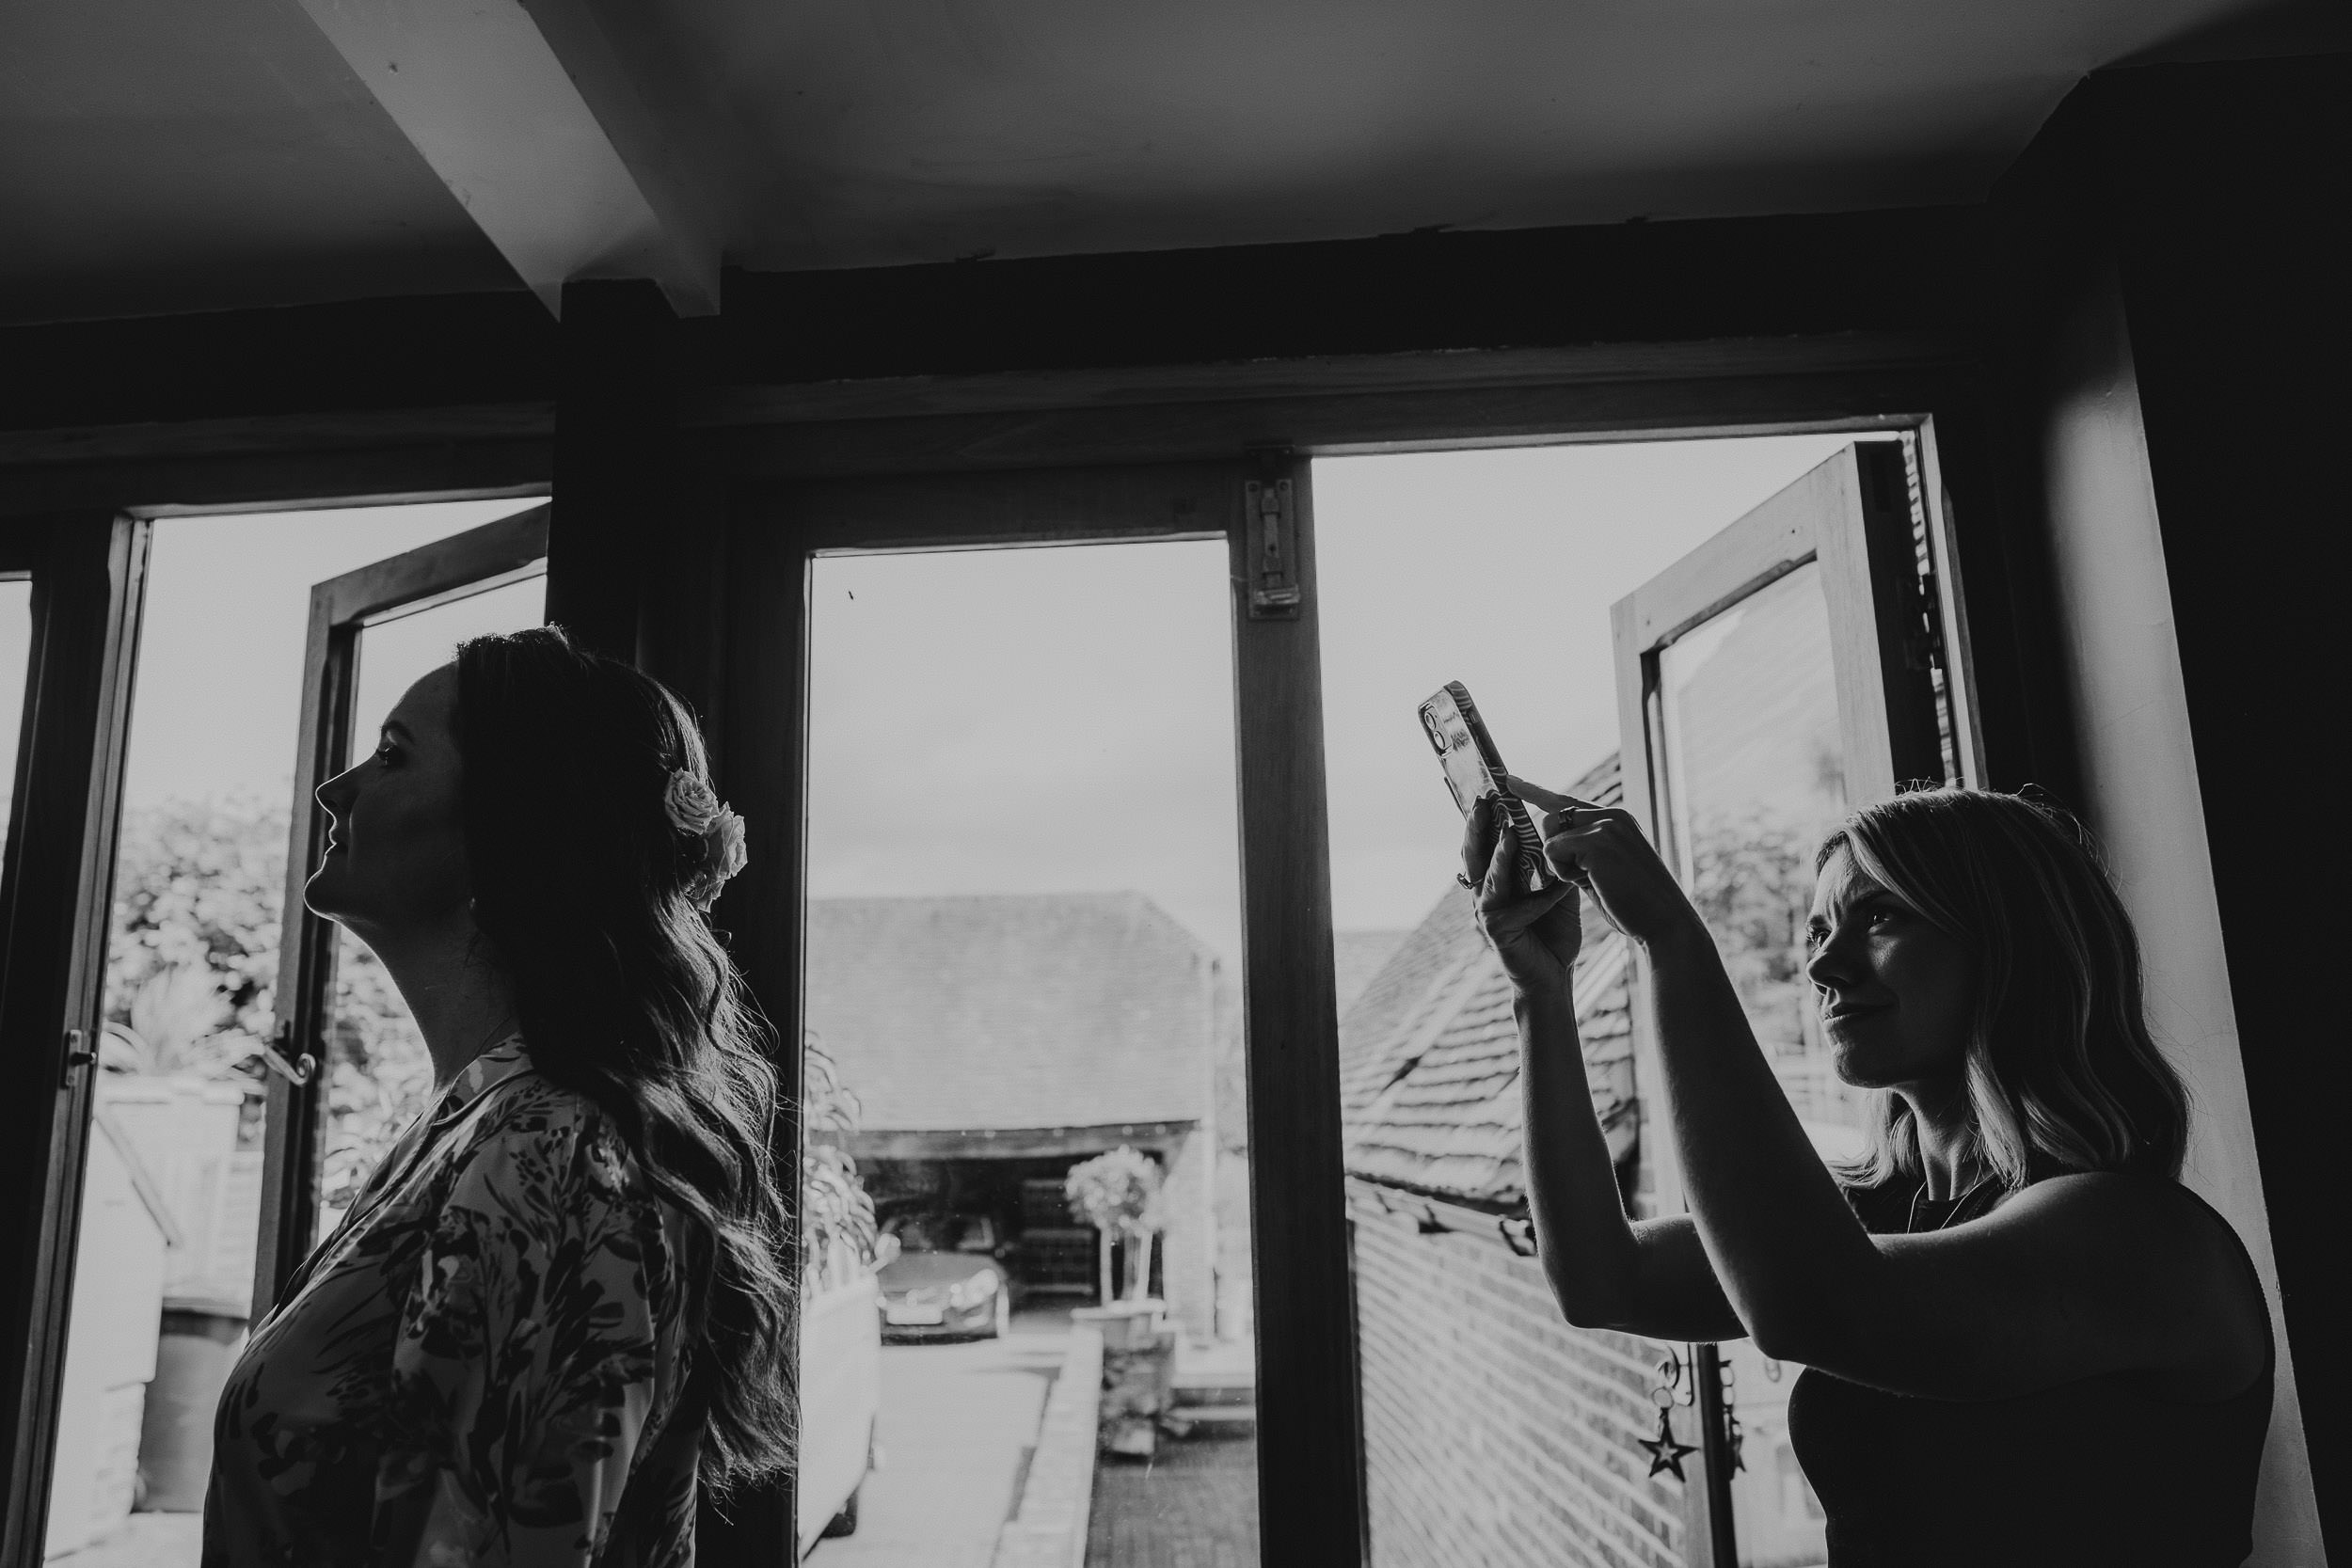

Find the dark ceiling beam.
[
  {"left": 545, "top": 280, "right": 681, "bottom": 661},
  {"left": 292, "top": 0, "right": 723, "bottom": 316}
]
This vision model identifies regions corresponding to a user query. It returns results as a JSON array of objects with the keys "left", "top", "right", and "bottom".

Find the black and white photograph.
[{"left": 0, "top": 1, "right": 2340, "bottom": 1565}]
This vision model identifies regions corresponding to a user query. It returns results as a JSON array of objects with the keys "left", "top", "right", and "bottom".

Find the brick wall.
[{"left": 1351, "top": 1180, "right": 1691, "bottom": 1568}]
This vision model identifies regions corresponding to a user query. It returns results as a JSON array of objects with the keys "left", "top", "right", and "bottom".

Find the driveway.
[{"left": 808, "top": 1304, "right": 1072, "bottom": 1568}]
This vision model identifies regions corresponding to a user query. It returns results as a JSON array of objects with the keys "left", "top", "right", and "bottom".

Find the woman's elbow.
[
  {"left": 1544, "top": 1271, "right": 1628, "bottom": 1331},
  {"left": 1745, "top": 1307, "right": 1843, "bottom": 1367}
]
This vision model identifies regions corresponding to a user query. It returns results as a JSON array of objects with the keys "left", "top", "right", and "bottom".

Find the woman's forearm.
[
  {"left": 1644, "top": 924, "right": 1878, "bottom": 1354},
  {"left": 1517, "top": 984, "right": 1644, "bottom": 1325}
]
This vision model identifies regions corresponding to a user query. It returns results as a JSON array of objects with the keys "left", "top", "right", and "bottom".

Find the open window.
[
  {"left": 1609, "top": 436, "right": 1967, "bottom": 1565},
  {"left": 252, "top": 507, "right": 550, "bottom": 1311}
]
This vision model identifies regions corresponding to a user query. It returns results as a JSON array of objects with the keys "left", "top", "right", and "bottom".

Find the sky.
[
  {"left": 1314, "top": 434, "right": 1853, "bottom": 943},
  {"left": 13, "top": 436, "right": 1859, "bottom": 973},
  {"left": 117, "top": 499, "right": 545, "bottom": 812},
  {"left": 806, "top": 540, "right": 1245, "bottom": 961},
  {"left": 807, "top": 434, "right": 1854, "bottom": 967}
]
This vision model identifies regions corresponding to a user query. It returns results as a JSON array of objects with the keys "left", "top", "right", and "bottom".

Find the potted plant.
[{"left": 1065, "top": 1147, "right": 1176, "bottom": 1457}]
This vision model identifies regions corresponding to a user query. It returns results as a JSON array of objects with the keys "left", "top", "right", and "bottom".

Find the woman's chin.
[
  {"left": 1831, "top": 1046, "right": 1897, "bottom": 1092},
  {"left": 303, "top": 866, "right": 354, "bottom": 921}
]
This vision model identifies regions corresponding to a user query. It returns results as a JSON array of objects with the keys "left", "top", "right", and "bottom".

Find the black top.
[{"left": 1786, "top": 1172, "right": 2271, "bottom": 1567}]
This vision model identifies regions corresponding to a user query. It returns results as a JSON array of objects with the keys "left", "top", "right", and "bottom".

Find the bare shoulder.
[
  {"left": 1994, "top": 1172, "right": 2244, "bottom": 1264},
  {"left": 1992, "top": 1172, "right": 2268, "bottom": 1396}
]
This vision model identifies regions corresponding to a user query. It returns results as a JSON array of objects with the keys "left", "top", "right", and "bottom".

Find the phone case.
[{"left": 1419, "top": 681, "right": 1554, "bottom": 892}]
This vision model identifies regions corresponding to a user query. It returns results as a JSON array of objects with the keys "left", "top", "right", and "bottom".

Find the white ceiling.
[{"left": 0, "top": 0, "right": 2306, "bottom": 324}]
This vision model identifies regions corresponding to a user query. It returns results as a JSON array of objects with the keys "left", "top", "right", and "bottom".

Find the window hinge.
[{"left": 1244, "top": 472, "right": 1303, "bottom": 619}]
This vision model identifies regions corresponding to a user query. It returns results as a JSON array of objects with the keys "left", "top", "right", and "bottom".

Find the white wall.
[{"left": 2037, "top": 265, "right": 2325, "bottom": 1566}]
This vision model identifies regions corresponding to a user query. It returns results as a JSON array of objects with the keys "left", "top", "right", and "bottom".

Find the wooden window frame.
[
  {"left": 0, "top": 514, "right": 151, "bottom": 1567},
  {"left": 0, "top": 333, "right": 2003, "bottom": 1568},
  {"left": 1614, "top": 437, "right": 1968, "bottom": 885},
  {"left": 709, "top": 457, "right": 1364, "bottom": 1565}
]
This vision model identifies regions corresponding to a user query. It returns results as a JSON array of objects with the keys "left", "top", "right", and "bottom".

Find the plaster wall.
[{"left": 2037, "top": 265, "right": 2324, "bottom": 1565}]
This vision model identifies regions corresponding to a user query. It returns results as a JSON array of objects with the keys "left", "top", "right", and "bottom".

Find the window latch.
[
  {"left": 1244, "top": 474, "right": 1302, "bottom": 620},
  {"left": 261, "top": 1019, "right": 318, "bottom": 1086}
]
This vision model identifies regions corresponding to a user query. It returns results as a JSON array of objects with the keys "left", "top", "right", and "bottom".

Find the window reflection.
[
  {"left": 1654, "top": 559, "right": 1848, "bottom": 1567},
  {"left": 1657, "top": 561, "right": 1861, "bottom": 1156}
]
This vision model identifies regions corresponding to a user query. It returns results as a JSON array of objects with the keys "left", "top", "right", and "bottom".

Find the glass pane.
[
  {"left": 799, "top": 541, "right": 1253, "bottom": 1566},
  {"left": 315, "top": 576, "right": 546, "bottom": 1243},
  {"left": 43, "top": 501, "right": 535, "bottom": 1567},
  {"left": 1314, "top": 437, "right": 1852, "bottom": 1568},
  {"left": 1654, "top": 561, "right": 1848, "bottom": 1568},
  {"left": 1656, "top": 560, "right": 1859, "bottom": 1150},
  {"left": 2, "top": 578, "right": 30, "bottom": 852}
]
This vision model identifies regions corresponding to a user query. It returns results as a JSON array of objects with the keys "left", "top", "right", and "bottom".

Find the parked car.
[
  {"left": 876, "top": 1213, "right": 1010, "bottom": 1340},
  {"left": 796, "top": 1238, "right": 891, "bottom": 1556}
]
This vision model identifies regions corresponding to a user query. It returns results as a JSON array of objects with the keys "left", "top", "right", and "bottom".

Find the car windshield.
[{"left": 887, "top": 1214, "right": 994, "bottom": 1253}]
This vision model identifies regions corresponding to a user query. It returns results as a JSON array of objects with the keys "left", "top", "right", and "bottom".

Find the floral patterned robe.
[{"left": 205, "top": 1040, "right": 704, "bottom": 1567}]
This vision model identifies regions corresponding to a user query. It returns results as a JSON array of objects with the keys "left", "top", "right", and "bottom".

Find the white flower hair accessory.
[
  {"left": 664, "top": 770, "right": 722, "bottom": 835},
  {"left": 666, "top": 768, "right": 748, "bottom": 911}
]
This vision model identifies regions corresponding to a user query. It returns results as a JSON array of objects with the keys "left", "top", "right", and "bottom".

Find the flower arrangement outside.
[{"left": 1065, "top": 1145, "right": 1165, "bottom": 1303}]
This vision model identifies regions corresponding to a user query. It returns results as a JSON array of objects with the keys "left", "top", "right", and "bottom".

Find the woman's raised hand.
[
  {"left": 1502, "top": 774, "right": 1707, "bottom": 950},
  {"left": 1462, "top": 793, "right": 1582, "bottom": 995}
]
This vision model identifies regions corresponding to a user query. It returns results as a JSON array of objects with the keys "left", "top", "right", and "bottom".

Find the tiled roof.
[
  {"left": 1339, "top": 753, "right": 1635, "bottom": 1208},
  {"left": 805, "top": 894, "right": 1218, "bottom": 1133}
]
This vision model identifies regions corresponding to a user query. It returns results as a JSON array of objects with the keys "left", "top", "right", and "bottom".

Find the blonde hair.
[{"left": 1820, "top": 787, "right": 2190, "bottom": 1192}]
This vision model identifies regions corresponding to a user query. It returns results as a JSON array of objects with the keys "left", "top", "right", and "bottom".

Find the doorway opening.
[{"left": 797, "top": 537, "right": 1254, "bottom": 1566}]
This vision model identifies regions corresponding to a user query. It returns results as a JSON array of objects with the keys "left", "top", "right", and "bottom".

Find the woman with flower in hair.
[
  {"left": 205, "top": 626, "right": 788, "bottom": 1568},
  {"left": 1470, "top": 782, "right": 2271, "bottom": 1566}
]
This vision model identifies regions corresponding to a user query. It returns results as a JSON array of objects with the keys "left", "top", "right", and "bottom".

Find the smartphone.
[{"left": 1418, "top": 681, "right": 1554, "bottom": 893}]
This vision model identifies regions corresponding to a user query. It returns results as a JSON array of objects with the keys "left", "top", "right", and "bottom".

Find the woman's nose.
[
  {"left": 1806, "top": 927, "right": 1860, "bottom": 990},
  {"left": 316, "top": 762, "right": 358, "bottom": 814}
]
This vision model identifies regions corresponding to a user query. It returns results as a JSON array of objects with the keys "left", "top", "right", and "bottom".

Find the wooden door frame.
[
  {"left": 707, "top": 455, "right": 1364, "bottom": 1565},
  {"left": 0, "top": 514, "right": 151, "bottom": 1568}
]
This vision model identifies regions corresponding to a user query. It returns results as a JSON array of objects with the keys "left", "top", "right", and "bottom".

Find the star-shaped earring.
[{"left": 1640, "top": 1405, "right": 1699, "bottom": 1481}]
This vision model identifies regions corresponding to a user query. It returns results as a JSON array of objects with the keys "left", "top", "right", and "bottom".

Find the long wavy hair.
[
  {"left": 453, "top": 626, "right": 792, "bottom": 1490},
  {"left": 1820, "top": 787, "right": 2191, "bottom": 1193}
]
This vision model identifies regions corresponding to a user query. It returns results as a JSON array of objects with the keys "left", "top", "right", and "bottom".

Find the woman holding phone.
[{"left": 1466, "top": 780, "right": 2270, "bottom": 1566}]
